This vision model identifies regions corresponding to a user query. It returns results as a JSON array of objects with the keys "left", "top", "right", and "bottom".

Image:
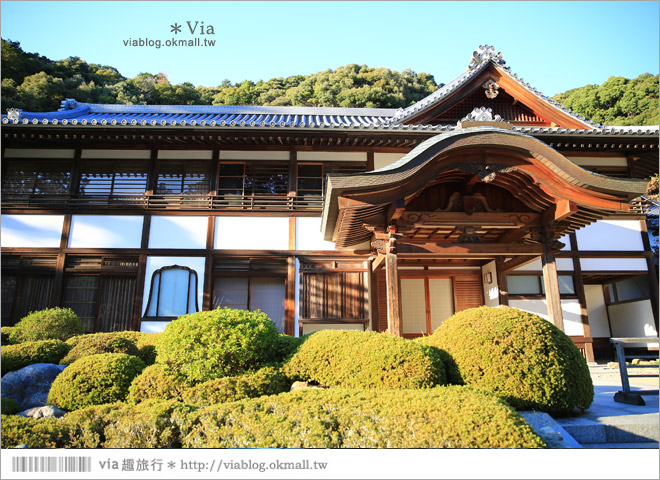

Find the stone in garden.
[
  {"left": 18, "top": 405, "right": 67, "bottom": 418},
  {"left": 1, "top": 363, "right": 66, "bottom": 410},
  {"left": 290, "top": 381, "right": 324, "bottom": 391}
]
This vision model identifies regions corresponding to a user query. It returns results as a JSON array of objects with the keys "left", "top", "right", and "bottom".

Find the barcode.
[{"left": 11, "top": 456, "right": 92, "bottom": 473}]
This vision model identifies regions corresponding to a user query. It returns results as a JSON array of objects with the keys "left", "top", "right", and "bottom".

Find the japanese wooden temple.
[{"left": 2, "top": 45, "right": 658, "bottom": 361}]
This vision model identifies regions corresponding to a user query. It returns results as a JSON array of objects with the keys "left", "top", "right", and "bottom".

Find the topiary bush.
[
  {"left": 0, "top": 415, "right": 70, "bottom": 448},
  {"left": 8, "top": 308, "right": 84, "bottom": 344},
  {"left": 60, "top": 333, "right": 140, "bottom": 365},
  {"left": 1, "top": 397, "right": 21, "bottom": 415},
  {"left": 181, "top": 366, "right": 290, "bottom": 406},
  {"left": 1, "top": 326, "right": 14, "bottom": 344},
  {"left": 283, "top": 329, "right": 446, "bottom": 389},
  {"left": 155, "top": 308, "right": 280, "bottom": 384},
  {"left": 427, "top": 306, "right": 594, "bottom": 414},
  {"left": 1, "top": 339, "right": 70, "bottom": 375},
  {"left": 181, "top": 387, "right": 545, "bottom": 448},
  {"left": 271, "top": 334, "right": 305, "bottom": 362},
  {"left": 127, "top": 364, "right": 186, "bottom": 404},
  {"left": 47, "top": 353, "right": 146, "bottom": 411}
]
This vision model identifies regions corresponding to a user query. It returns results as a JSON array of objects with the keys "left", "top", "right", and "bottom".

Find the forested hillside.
[{"left": 1, "top": 38, "right": 658, "bottom": 126}]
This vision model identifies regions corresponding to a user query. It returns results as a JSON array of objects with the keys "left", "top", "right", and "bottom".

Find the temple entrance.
[{"left": 400, "top": 276, "right": 454, "bottom": 337}]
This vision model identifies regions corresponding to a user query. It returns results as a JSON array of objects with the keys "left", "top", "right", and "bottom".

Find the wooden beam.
[
  {"left": 371, "top": 253, "right": 386, "bottom": 272},
  {"left": 569, "top": 233, "right": 594, "bottom": 362},
  {"left": 385, "top": 239, "right": 402, "bottom": 336},
  {"left": 542, "top": 199, "right": 578, "bottom": 225},
  {"left": 399, "top": 211, "right": 542, "bottom": 228},
  {"left": 397, "top": 243, "right": 544, "bottom": 256},
  {"left": 499, "top": 254, "right": 541, "bottom": 273},
  {"left": 542, "top": 245, "right": 565, "bottom": 331}
]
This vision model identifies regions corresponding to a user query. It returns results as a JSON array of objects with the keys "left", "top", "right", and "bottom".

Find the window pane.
[
  {"left": 213, "top": 277, "right": 248, "bottom": 309},
  {"left": 1, "top": 160, "right": 71, "bottom": 196},
  {"left": 558, "top": 275, "right": 576, "bottom": 295},
  {"left": 298, "top": 165, "right": 323, "bottom": 177},
  {"left": 219, "top": 164, "right": 244, "bottom": 177},
  {"left": 250, "top": 277, "right": 285, "bottom": 333},
  {"left": 158, "top": 268, "right": 193, "bottom": 316},
  {"left": 507, "top": 275, "right": 542, "bottom": 295},
  {"left": 613, "top": 277, "right": 649, "bottom": 302},
  {"left": 429, "top": 278, "right": 454, "bottom": 332},
  {"left": 401, "top": 279, "right": 427, "bottom": 335}
]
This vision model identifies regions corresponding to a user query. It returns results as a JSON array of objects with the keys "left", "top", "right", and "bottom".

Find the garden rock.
[
  {"left": 19, "top": 405, "right": 67, "bottom": 419},
  {"left": 290, "top": 381, "right": 325, "bottom": 391},
  {"left": 1, "top": 363, "right": 66, "bottom": 410}
]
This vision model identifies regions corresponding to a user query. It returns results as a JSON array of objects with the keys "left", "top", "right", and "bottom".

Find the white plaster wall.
[
  {"left": 81, "top": 149, "right": 151, "bottom": 159},
  {"left": 481, "top": 260, "right": 500, "bottom": 307},
  {"left": 221, "top": 151, "right": 289, "bottom": 161},
  {"left": 513, "top": 258, "right": 573, "bottom": 272},
  {"left": 580, "top": 258, "right": 649, "bottom": 271},
  {"left": 508, "top": 299, "right": 585, "bottom": 336},
  {"left": 296, "top": 217, "right": 335, "bottom": 250},
  {"left": 1, "top": 215, "right": 65, "bottom": 247},
  {"left": 4, "top": 148, "right": 75, "bottom": 158},
  {"left": 374, "top": 153, "right": 405, "bottom": 170},
  {"left": 584, "top": 284, "right": 611, "bottom": 338},
  {"left": 576, "top": 219, "right": 644, "bottom": 251},
  {"left": 157, "top": 150, "right": 212, "bottom": 159},
  {"left": 297, "top": 152, "right": 366, "bottom": 162},
  {"left": 215, "top": 216, "right": 289, "bottom": 250},
  {"left": 607, "top": 300, "right": 658, "bottom": 341},
  {"left": 302, "top": 323, "right": 365, "bottom": 335},
  {"left": 141, "top": 256, "right": 206, "bottom": 319},
  {"left": 149, "top": 216, "right": 207, "bottom": 249},
  {"left": 69, "top": 215, "right": 143, "bottom": 248}
]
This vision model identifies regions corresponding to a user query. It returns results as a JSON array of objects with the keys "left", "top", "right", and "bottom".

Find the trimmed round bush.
[
  {"left": 182, "top": 387, "right": 545, "bottom": 448},
  {"left": 0, "top": 415, "right": 70, "bottom": 448},
  {"left": 47, "top": 353, "right": 146, "bottom": 410},
  {"left": 271, "top": 334, "right": 305, "bottom": 362},
  {"left": 155, "top": 308, "right": 280, "bottom": 384},
  {"left": 427, "top": 306, "right": 594, "bottom": 413},
  {"left": 1, "top": 339, "right": 70, "bottom": 375},
  {"left": 1, "top": 397, "right": 21, "bottom": 415},
  {"left": 283, "top": 330, "right": 446, "bottom": 389},
  {"left": 1, "top": 326, "right": 14, "bottom": 344},
  {"left": 127, "top": 364, "right": 186, "bottom": 404},
  {"left": 8, "top": 308, "right": 84, "bottom": 344},
  {"left": 61, "top": 333, "right": 139, "bottom": 365},
  {"left": 182, "top": 366, "right": 290, "bottom": 406}
]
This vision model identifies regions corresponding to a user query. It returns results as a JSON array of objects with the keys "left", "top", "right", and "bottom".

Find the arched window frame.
[{"left": 143, "top": 264, "right": 199, "bottom": 320}]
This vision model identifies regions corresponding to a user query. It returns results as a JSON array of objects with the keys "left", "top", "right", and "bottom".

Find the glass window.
[
  {"left": 156, "top": 161, "right": 210, "bottom": 194},
  {"left": 297, "top": 164, "right": 323, "bottom": 196},
  {"left": 1, "top": 160, "right": 71, "bottom": 197},
  {"left": 144, "top": 266, "right": 199, "bottom": 318},
  {"left": 557, "top": 275, "right": 576, "bottom": 295},
  {"left": 507, "top": 275, "right": 542, "bottom": 295},
  {"left": 609, "top": 276, "right": 650, "bottom": 303},
  {"left": 79, "top": 160, "right": 148, "bottom": 196},
  {"left": 218, "top": 163, "right": 245, "bottom": 196}
]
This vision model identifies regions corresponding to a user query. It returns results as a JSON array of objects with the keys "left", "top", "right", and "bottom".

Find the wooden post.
[
  {"left": 285, "top": 256, "right": 296, "bottom": 336},
  {"left": 570, "top": 233, "right": 594, "bottom": 362},
  {"left": 542, "top": 244, "right": 564, "bottom": 331},
  {"left": 385, "top": 237, "right": 402, "bottom": 336},
  {"left": 639, "top": 219, "right": 659, "bottom": 332},
  {"left": 495, "top": 257, "right": 509, "bottom": 306}
]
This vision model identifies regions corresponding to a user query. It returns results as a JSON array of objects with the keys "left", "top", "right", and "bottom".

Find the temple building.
[{"left": 2, "top": 45, "right": 657, "bottom": 361}]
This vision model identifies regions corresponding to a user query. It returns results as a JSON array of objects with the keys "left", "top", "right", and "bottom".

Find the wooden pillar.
[
  {"left": 495, "top": 257, "right": 509, "bottom": 306},
  {"left": 366, "top": 151, "right": 375, "bottom": 172},
  {"left": 51, "top": 214, "right": 72, "bottom": 307},
  {"left": 542, "top": 244, "right": 564, "bottom": 331},
  {"left": 385, "top": 237, "right": 402, "bottom": 336},
  {"left": 202, "top": 216, "right": 216, "bottom": 312},
  {"left": 570, "top": 233, "right": 594, "bottom": 362},
  {"left": 285, "top": 256, "right": 296, "bottom": 336},
  {"left": 133, "top": 254, "right": 147, "bottom": 331}
]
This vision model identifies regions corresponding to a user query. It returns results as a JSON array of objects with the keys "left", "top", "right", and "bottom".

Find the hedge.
[
  {"left": 48, "top": 353, "right": 146, "bottom": 410},
  {"left": 8, "top": 308, "right": 84, "bottom": 344},
  {"left": 427, "top": 306, "right": 594, "bottom": 414},
  {"left": 0, "top": 415, "right": 70, "bottom": 448},
  {"left": 1, "top": 339, "right": 70, "bottom": 375},
  {"left": 1, "top": 397, "right": 21, "bottom": 415},
  {"left": 182, "top": 387, "right": 546, "bottom": 448},
  {"left": 155, "top": 308, "right": 280, "bottom": 384},
  {"left": 60, "top": 333, "right": 140, "bottom": 365},
  {"left": 1, "top": 326, "right": 14, "bottom": 344},
  {"left": 127, "top": 364, "right": 186, "bottom": 404},
  {"left": 283, "top": 330, "right": 446, "bottom": 389}
]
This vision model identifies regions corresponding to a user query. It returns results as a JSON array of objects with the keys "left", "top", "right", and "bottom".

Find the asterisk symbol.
[
  {"left": 170, "top": 23, "right": 181, "bottom": 34},
  {"left": 167, "top": 461, "right": 176, "bottom": 469}
]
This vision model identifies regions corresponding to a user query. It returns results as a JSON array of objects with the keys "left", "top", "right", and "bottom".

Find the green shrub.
[
  {"left": 1, "top": 397, "right": 21, "bottom": 415},
  {"left": 181, "top": 387, "right": 545, "bottom": 448},
  {"left": 48, "top": 353, "right": 146, "bottom": 411},
  {"left": 271, "top": 334, "right": 305, "bottom": 362},
  {"left": 8, "top": 308, "right": 84, "bottom": 343},
  {"left": 127, "top": 364, "right": 186, "bottom": 404},
  {"left": 67, "top": 331, "right": 160, "bottom": 365},
  {"left": 283, "top": 330, "right": 446, "bottom": 389},
  {"left": 62, "top": 401, "right": 196, "bottom": 448},
  {"left": 1, "top": 326, "right": 14, "bottom": 344},
  {"left": 60, "top": 333, "right": 139, "bottom": 365},
  {"left": 1, "top": 339, "right": 70, "bottom": 375},
  {"left": 415, "top": 338, "right": 464, "bottom": 385},
  {"left": 0, "top": 415, "right": 70, "bottom": 448},
  {"left": 427, "top": 306, "right": 594, "bottom": 414},
  {"left": 155, "top": 308, "right": 280, "bottom": 384},
  {"left": 182, "top": 366, "right": 290, "bottom": 406}
]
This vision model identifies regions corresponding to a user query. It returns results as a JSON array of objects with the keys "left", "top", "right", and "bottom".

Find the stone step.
[{"left": 557, "top": 413, "right": 659, "bottom": 444}]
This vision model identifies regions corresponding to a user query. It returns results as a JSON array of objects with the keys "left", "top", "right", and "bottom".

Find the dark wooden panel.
[{"left": 453, "top": 275, "right": 484, "bottom": 312}]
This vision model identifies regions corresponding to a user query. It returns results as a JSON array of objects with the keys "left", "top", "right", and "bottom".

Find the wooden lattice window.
[
  {"left": 1, "top": 159, "right": 71, "bottom": 196},
  {"left": 78, "top": 160, "right": 148, "bottom": 196},
  {"left": 155, "top": 161, "right": 211, "bottom": 194},
  {"left": 301, "top": 270, "right": 368, "bottom": 321}
]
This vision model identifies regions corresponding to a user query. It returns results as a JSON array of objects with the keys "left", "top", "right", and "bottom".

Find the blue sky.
[{"left": 1, "top": 1, "right": 658, "bottom": 96}]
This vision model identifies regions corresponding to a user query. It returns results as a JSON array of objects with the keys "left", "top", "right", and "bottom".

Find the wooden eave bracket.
[{"left": 542, "top": 199, "right": 578, "bottom": 225}]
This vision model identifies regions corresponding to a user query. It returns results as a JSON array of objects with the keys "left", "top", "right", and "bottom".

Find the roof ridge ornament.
[
  {"left": 6, "top": 108, "right": 21, "bottom": 121},
  {"left": 461, "top": 107, "right": 502, "bottom": 123},
  {"left": 468, "top": 45, "right": 505, "bottom": 70}
]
